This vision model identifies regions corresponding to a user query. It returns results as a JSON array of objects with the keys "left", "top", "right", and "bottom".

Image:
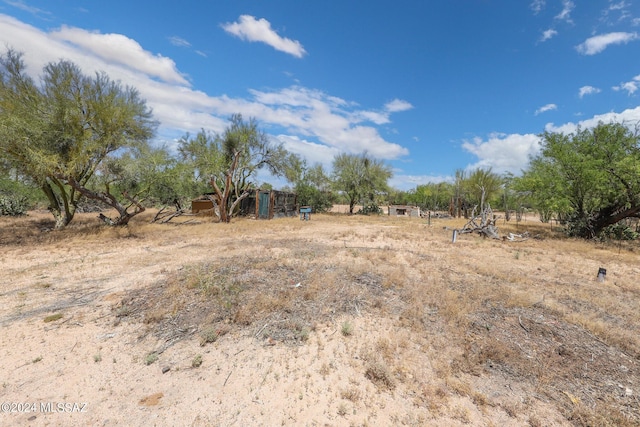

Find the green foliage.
[
  {"left": 600, "top": 223, "right": 638, "bottom": 241},
  {"left": 332, "top": 153, "right": 392, "bottom": 214},
  {"left": 0, "top": 48, "right": 156, "bottom": 228},
  {"left": 0, "top": 193, "right": 28, "bottom": 216},
  {"left": 0, "top": 176, "right": 43, "bottom": 215},
  {"left": 390, "top": 182, "right": 454, "bottom": 212},
  {"left": 179, "top": 115, "right": 301, "bottom": 222},
  {"left": 518, "top": 122, "right": 640, "bottom": 238},
  {"left": 465, "top": 168, "right": 501, "bottom": 211},
  {"left": 294, "top": 163, "right": 334, "bottom": 213},
  {"left": 356, "top": 203, "right": 383, "bottom": 215}
]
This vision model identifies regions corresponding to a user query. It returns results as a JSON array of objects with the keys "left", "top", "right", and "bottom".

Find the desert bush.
[{"left": 0, "top": 193, "right": 28, "bottom": 216}]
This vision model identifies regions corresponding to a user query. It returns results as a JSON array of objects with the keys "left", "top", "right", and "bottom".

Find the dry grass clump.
[
  {"left": 118, "top": 236, "right": 409, "bottom": 347},
  {"left": 104, "top": 210, "right": 640, "bottom": 425},
  {"left": 363, "top": 359, "right": 396, "bottom": 390}
]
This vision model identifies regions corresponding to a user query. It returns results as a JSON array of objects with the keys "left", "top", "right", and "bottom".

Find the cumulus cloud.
[
  {"left": 464, "top": 106, "right": 640, "bottom": 175},
  {"left": 350, "top": 99, "right": 413, "bottom": 125},
  {"left": 462, "top": 133, "right": 542, "bottom": 174},
  {"left": 274, "top": 134, "right": 340, "bottom": 168},
  {"left": 384, "top": 99, "right": 413, "bottom": 113},
  {"left": 613, "top": 75, "right": 640, "bottom": 95},
  {"left": 389, "top": 174, "right": 452, "bottom": 191},
  {"left": 50, "top": 25, "right": 190, "bottom": 85},
  {"left": 535, "top": 103, "right": 557, "bottom": 115},
  {"left": 544, "top": 105, "right": 640, "bottom": 134},
  {"left": 578, "top": 85, "right": 601, "bottom": 98},
  {"left": 0, "top": 14, "right": 409, "bottom": 163},
  {"left": 576, "top": 32, "right": 639, "bottom": 55},
  {"left": 540, "top": 29, "right": 558, "bottom": 42},
  {"left": 221, "top": 15, "right": 306, "bottom": 58}
]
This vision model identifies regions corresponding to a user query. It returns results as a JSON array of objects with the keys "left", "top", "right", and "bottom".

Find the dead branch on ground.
[
  {"left": 458, "top": 205, "right": 501, "bottom": 239},
  {"left": 152, "top": 205, "right": 193, "bottom": 224}
]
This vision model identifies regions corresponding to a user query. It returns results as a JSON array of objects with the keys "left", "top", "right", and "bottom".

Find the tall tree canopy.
[
  {"left": 0, "top": 49, "right": 156, "bottom": 228},
  {"left": 518, "top": 122, "right": 640, "bottom": 238},
  {"left": 465, "top": 167, "right": 502, "bottom": 212},
  {"left": 294, "top": 163, "right": 334, "bottom": 213},
  {"left": 179, "top": 114, "right": 299, "bottom": 222},
  {"left": 332, "top": 153, "right": 392, "bottom": 214}
]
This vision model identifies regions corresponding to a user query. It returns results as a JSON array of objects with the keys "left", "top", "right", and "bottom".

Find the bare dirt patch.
[{"left": 1, "top": 210, "right": 639, "bottom": 426}]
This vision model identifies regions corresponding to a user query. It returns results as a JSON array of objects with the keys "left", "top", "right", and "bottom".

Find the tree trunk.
[
  {"left": 63, "top": 176, "right": 145, "bottom": 227},
  {"left": 50, "top": 208, "right": 73, "bottom": 229},
  {"left": 42, "top": 180, "right": 76, "bottom": 229},
  {"left": 578, "top": 205, "right": 640, "bottom": 238}
]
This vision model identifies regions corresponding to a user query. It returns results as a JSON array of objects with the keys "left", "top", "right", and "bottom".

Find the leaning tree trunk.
[
  {"left": 62, "top": 176, "right": 145, "bottom": 226},
  {"left": 573, "top": 205, "right": 640, "bottom": 238}
]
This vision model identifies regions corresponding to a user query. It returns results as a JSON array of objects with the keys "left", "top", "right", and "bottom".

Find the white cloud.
[
  {"left": 350, "top": 99, "right": 413, "bottom": 125},
  {"left": 609, "top": 1, "right": 628, "bottom": 11},
  {"left": 540, "top": 29, "right": 558, "bottom": 42},
  {"left": 221, "top": 15, "right": 307, "bottom": 58},
  {"left": 168, "top": 36, "right": 191, "bottom": 47},
  {"left": 274, "top": 134, "right": 340, "bottom": 168},
  {"left": 0, "top": 14, "right": 409, "bottom": 163},
  {"left": 544, "top": 105, "right": 640, "bottom": 134},
  {"left": 530, "top": 0, "right": 546, "bottom": 14},
  {"left": 576, "top": 31, "right": 639, "bottom": 55},
  {"left": 50, "top": 25, "right": 190, "bottom": 85},
  {"left": 600, "top": 1, "right": 634, "bottom": 26},
  {"left": 535, "top": 103, "right": 557, "bottom": 115},
  {"left": 384, "top": 99, "right": 413, "bottom": 113},
  {"left": 464, "top": 106, "right": 640, "bottom": 175},
  {"left": 389, "top": 174, "right": 452, "bottom": 191},
  {"left": 4, "top": 0, "right": 51, "bottom": 17},
  {"left": 354, "top": 110, "right": 391, "bottom": 125},
  {"left": 578, "top": 85, "right": 601, "bottom": 98},
  {"left": 613, "top": 75, "right": 640, "bottom": 95},
  {"left": 555, "top": 0, "right": 575, "bottom": 22},
  {"left": 462, "top": 133, "right": 542, "bottom": 174}
]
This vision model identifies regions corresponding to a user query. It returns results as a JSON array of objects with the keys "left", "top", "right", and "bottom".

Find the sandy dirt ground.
[{"left": 0, "top": 209, "right": 636, "bottom": 426}]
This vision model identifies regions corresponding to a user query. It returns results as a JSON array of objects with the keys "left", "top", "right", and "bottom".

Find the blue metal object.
[{"left": 299, "top": 206, "right": 311, "bottom": 221}]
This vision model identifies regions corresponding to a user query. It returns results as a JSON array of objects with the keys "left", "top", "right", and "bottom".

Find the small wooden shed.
[
  {"left": 192, "top": 190, "right": 297, "bottom": 219},
  {"left": 239, "top": 189, "right": 298, "bottom": 219},
  {"left": 191, "top": 193, "right": 216, "bottom": 215}
]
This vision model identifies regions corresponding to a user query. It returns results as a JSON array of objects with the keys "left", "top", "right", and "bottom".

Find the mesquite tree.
[
  {"left": 0, "top": 49, "right": 156, "bottom": 228},
  {"left": 518, "top": 122, "right": 640, "bottom": 238},
  {"left": 332, "top": 153, "right": 392, "bottom": 214},
  {"left": 179, "top": 114, "right": 297, "bottom": 222}
]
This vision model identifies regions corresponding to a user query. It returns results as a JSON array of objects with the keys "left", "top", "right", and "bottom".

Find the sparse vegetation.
[
  {"left": 43, "top": 313, "right": 63, "bottom": 323},
  {"left": 191, "top": 354, "right": 203, "bottom": 368},
  {"left": 144, "top": 352, "right": 159, "bottom": 366},
  {"left": 341, "top": 320, "right": 353, "bottom": 336},
  {"left": 2, "top": 208, "right": 640, "bottom": 425},
  {"left": 199, "top": 326, "right": 223, "bottom": 346}
]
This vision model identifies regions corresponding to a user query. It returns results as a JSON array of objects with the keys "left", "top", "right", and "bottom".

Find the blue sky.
[{"left": 1, "top": 0, "right": 639, "bottom": 190}]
